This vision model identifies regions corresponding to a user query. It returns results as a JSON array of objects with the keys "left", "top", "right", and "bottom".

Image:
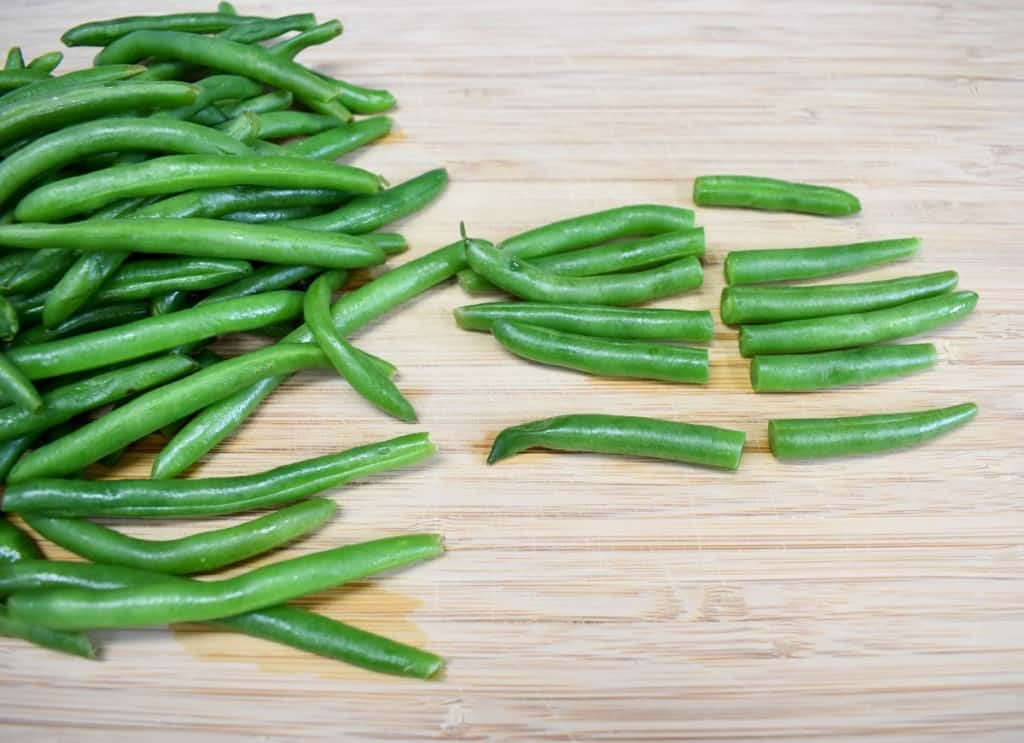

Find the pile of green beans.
[{"left": 0, "top": 6, "right": 452, "bottom": 678}]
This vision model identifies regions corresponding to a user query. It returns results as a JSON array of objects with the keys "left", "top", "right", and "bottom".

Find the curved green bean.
[
  {"left": 284, "top": 116, "right": 392, "bottom": 160},
  {"left": 91, "top": 257, "right": 252, "bottom": 304},
  {"left": 750, "top": 343, "right": 938, "bottom": 392},
  {"left": 769, "top": 402, "right": 977, "bottom": 459},
  {"left": 694, "top": 175, "right": 861, "bottom": 216},
  {"left": 26, "top": 51, "right": 62, "bottom": 75},
  {"left": 725, "top": 238, "right": 920, "bottom": 285},
  {"left": 4, "top": 47, "right": 25, "bottom": 70},
  {"left": 455, "top": 302, "right": 714, "bottom": 342},
  {"left": 1, "top": 250, "right": 78, "bottom": 294},
  {"left": 492, "top": 321, "right": 708, "bottom": 384},
  {"left": 218, "top": 90, "right": 294, "bottom": 120},
  {"left": 738, "top": 290, "right": 978, "bottom": 357},
  {"left": 156, "top": 74, "right": 262, "bottom": 123},
  {"left": 62, "top": 12, "right": 270, "bottom": 46},
  {"left": 0, "top": 353, "right": 42, "bottom": 412},
  {"left": 489, "top": 414, "right": 745, "bottom": 470}
]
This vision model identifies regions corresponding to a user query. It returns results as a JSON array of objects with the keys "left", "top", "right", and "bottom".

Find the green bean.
[
  {"left": 0, "top": 296, "right": 19, "bottom": 341},
  {"left": 0, "top": 69, "right": 49, "bottom": 91},
  {"left": 738, "top": 290, "right": 978, "bottom": 357},
  {"left": 467, "top": 241, "right": 703, "bottom": 306},
  {"left": 62, "top": 12, "right": 270, "bottom": 46},
  {"left": 305, "top": 271, "right": 416, "bottom": 422},
  {"left": 199, "top": 265, "right": 322, "bottom": 305},
  {"left": 492, "top": 322, "right": 709, "bottom": 384},
  {"left": 151, "top": 290, "right": 191, "bottom": 316},
  {"left": 0, "top": 607, "right": 97, "bottom": 659},
  {"left": 0, "top": 220, "right": 385, "bottom": 270},
  {"left": 721, "top": 270, "right": 959, "bottom": 325},
  {"left": 0, "top": 353, "right": 42, "bottom": 412},
  {"left": 156, "top": 74, "right": 262, "bottom": 123},
  {"left": 489, "top": 414, "right": 745, "bottom": 470},
  {"left": 216, "top": 111, "right": 261, "bottom": 144},
  {"left": 0, "top": 81, "right": 197, "bottom": 149},
  {"left": 18, "top": 303, "right": 149, "bottom": 347},
  {"left": 1, "top": 250, "right": 78, "bottom": 294},
  {"left": 26, "top": 51, "right": 63, "bottom": 75},
  {"left": 219, "top": 90, "right": 294, "bottom": 118},
  {"left": 269, "top": 20, "right": 343, "bottom": 59},
  {"left": 218, "top": 14, "right": 318, "bottom": 44},
  {"left": 222, "top": 205, "right": 328, "bottom": 223},
  {"left": 750, "top": 343, "right": 938, "bottom": 392},
  {"left": 149, "top": 238, "right": 474, "bottom": 477},
  {"left": 0, "top": 65, "right": 144, "bottom": 109},
  {"left": 725, "top": 238, "right": 920, "bottom": 285},
  {"left": 0, "top": 252, "right": 31, "bottom": 286},
  {"left": 95, "top": 31, "right": 352, "bottom": 120},
  {"left": 1, "top": 516, "right": 40, "bottom": 563},
  {"left": 321, "top": 78, "right": 396, "bottom": 116},
  {"left": 6, "top": 289, "right": 47, "bottom": 327},
  {"left": 0, "top": 118, "right": 253, "bottom": 210},
  {"left": 0, "top": 560, "right": 442, "bottom": 677},
  {"left": 4, "top": 47, "right": 25, "bottom": 70},
  {"left": 23, "top": 499, "right": 336, "bottom": 576},
  {"left": 282, "top": 168, "right": 449, "bottom": 234},
  {"left": 137, "top": 186, "right": 348, "bottom": 220},
  {"left": 457, "top": 204, "right": 695, "bottom": 293},
  {"left": 91, "top": 258, "right": 252, "bottom": 304},
  {"left": 769, "top": 402, "right": 977, "bottom": 459},
  {"left": 284, "top": 117, "right": 392, "bottom": 160},
  {"left": 0, "top": 355, "right": 198, "bottom": 443},
  {"left": 252, "top": 111, "right": 340, "bottom": 140},
  {"left": 693, "top": 175, "right": 861, "bottom": 216},
  {"left": 16, "top": 155, "right": 383, "bottom": 222},
  {"left": 0, "top": 436, "right": 34, "bottom": 481},
  {"left": 455, "top": 302, "right": 714, "bottom": 342}
]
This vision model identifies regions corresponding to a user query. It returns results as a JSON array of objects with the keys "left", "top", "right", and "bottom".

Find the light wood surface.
[{"left": 1, "top": 1, "right": 1022, "bottom": 740}]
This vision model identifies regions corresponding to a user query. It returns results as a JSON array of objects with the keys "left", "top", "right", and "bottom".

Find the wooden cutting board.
[{"left": 1, "top": 1, "right": 1021, "bottom": 740}]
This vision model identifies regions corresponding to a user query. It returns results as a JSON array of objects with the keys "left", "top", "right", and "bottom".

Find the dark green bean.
[
  {"left": 1, "top": 516, "right": 40, "bottom": 563},
  {"left": 92, "top": 257, "right": 252, "bottom": 304},
  {"left": 750, "top": 343, "right": 938, "bottom": 392},
  {"left": 738, "top": 290, "right": 978, "bottom": 357},
  {"left": 6, "top": 288, "right": 47, "bottom": 327},
  {"left": 0, "top": 435, "right": 34, "bottom": 481},
  {"left": 455, "top": 302, "right": 714, "bottom": 342},
  {"left": 489, "top": 414, "right": 745, "bottom": 470},
  {"left": 0, "top": 295, "right": 19, "bottom": 341},
  {"left": 62, "top": 12, "right": 270, "bottom": 46},
  {"left": 0, "top": 81, "right": 197, "bottom": 149},
  {"left": 0, "top": 65, "right": 144, "bottom": 109},
  {"left": 0, "top": 607, "right": 96, "bottom": 659},
  {"left": 217, "top": 14, "right": 318, "bottom": 44},
  {"left": 284, "top": 117, "right": 392, "bottom": 160},
  {"left": 252, "top": 111, "right": 339, "bottom": 140},
  {"left": 0, "top": 353, "right": 42, "bottom": 412},
  {"left": 26, "top": 51, "right": 63, "bottom": 75},
  {"left": 156, "top": 74, "right": 262, "bottom": 123},
  {"left": 222, "top": 205, "right": 328, "bottom": 223},
  {"left": 151, "top": 290, "right": 191, "bottom": 316},
  {"left": 693, "top": 175, "right": 861, "bottom": 216},
  {"left": 467, "top": 241, "right": 703, "bottom": 306},
  {"left": 721, "top": 270, "right": 959, "bottom": 325},
  {"left": 23, "top": 498, "right": 337, "bottom": 575},
  {"left": 16, "top": 303, "right": 150, "bottom": 347},
  {"left": 725, "top": 238, "right": 920, "bottom": 285},
  {"left": 769, "top": 403, "right": 977, "bottom": 459},
  {"left": 137, "top": 186, "right": 348, "bottom": 220},
  {"left": 0, "top": 220, "right": 385, "bottom": 270},
  {"left": 1, "top": 250, "right": 78, "bottom": 295},
  {"left": 269, "top": 20, "right": 343, "bottom": 59},
  {"left": 492, "top": 322, "right": 708, "bottom": 384}
]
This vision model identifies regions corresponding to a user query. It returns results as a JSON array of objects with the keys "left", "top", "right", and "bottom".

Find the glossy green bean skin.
[
  {"left": 217, "top": 14, "right": 318, "bottom": 44},
  {"left": 62, "top": 12, "right": 268, "bottom": 46},
  {"left": 0, "top": 516, "right": 40, "bottom": 563},
  {"left": 467, "top": 241, "right": 703, "bottom": 306},
  {"left": 8, "top": 533, "right": 443, "bottom": 630},
  {"left": 282, "top": 168, "right": 449, "bottom": 234},
  {"left": 16, "top": 155, "right": 383, "bottom": 222},
  {"left": 0, "top": 220, "right": 385, "bottom": 270},
  {"left": 694, "top": 175, "right": 860, "bottom": 216},
  {"left": 455, "top": 302, "right": 714, "bottom": 342},
  {"left": 219, "top": 90, "right": 294, "bottom": 119},
  {"left": 489, "top": 414, "right": 745, "bottom": 470},
  {"left": 750, "top": 343, "right": 938, "bottom": 392},
  {"left": 739, "top": 290, "right": 978, "bottom": 357},
  {"left": 92, "top": 258, "right": 252, "bottom": 303},
  {"left": 23, "top": 498, "right": 336, "bottom": 576},
  {"left": 269, "top": 20, "right": 343, "bottom": 59},
  {"left": 254, "top": 112, "right": 339, "bottom": 140},
  {"left": 7, "top": 291, "right": 303, "bottom": 381},
  {"left": 769, "top": 403, "right": 977, "bottom": 459},
  {"left": 13, "top": 303, "right": 150, "bottom": 347},
  {"left": 0, "top": 65, "right": 144, "bottom": 109},
  {"left": 0, "top": 560, "right": 442, "bottom": 677},
  {"left": 305, "top": 271, "right": 416, "bottom": 422},
  {"left": 492, "top": 322, "right": 708, "bottom": 384},
  {"left": 0, "top": 355, "right": 198, "bottom": 443},
  {"left": 0, "top": 353, "right": 42, "bottom": 412},
  {"left": 721, "top": 270, "right": 959, "bottom": 325},
  {"left": 95, "top": 31, "right": 351, "bottom": 119},
  {"left": 0, "top": 436, "right": 34, "bottom": 481},
  {"left": 137, "top": 186, "right": 348, "bottom": 220},
  {"left": 1, "top": 250, "right": 78, "bottom": 294},
  {"left": 284, "top": 117, "right": 392, "bottom": 160},
  {"left": 222, "top": 205, "right": 328, "bottom": 223},
  {"left": 725, "top": 238, "right": 920, "bottom": 285},
  {"left": 0, "top": 81, "right": 197, "bottom": 148},
  {"left": 0, "top": 296, "right": 19, "bottom": 341}
]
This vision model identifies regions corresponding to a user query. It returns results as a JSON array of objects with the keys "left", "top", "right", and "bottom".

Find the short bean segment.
[
  {"left": 724, "top": 238, "right": 920, "bottom": 285},
  {"left": 738, "top": 290, "right": 978, "bottom": 357},
  {"left": 769, "top": 402, "right": 977, "bottom": 459},
  {"left": 721, "top": 270, "right": 959, "bottom": 325},
  {"left": 455, "top": 302, "right": 714, "bottom": 342},
  {"left": 693, "top": 175, "right": 861, "bottom": 216},
  {"left": 750, "top": 344, "right": 938, "bottom": 392},
  {"left": 91, "top": 257, "right": 253, "bottom": 304},
  {"left": 22, "top": 498, "right": 337, "bottom": 576},
  {"left": 467, "top": 240, "right": 703, "bottom": 306},
  {"left": 489, "top": 414, "right": 745, "bottom": 470},
  {"left": 491, "top": 322, "right": 709, "bottom": 384}
]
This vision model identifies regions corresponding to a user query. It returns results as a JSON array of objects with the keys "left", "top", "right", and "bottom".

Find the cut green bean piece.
[
  {"left": 750, "top": 344, "right": 938, "bottom": 392},
  {"left": 725, "top": 238, "right": 921, "bottom": 285}
]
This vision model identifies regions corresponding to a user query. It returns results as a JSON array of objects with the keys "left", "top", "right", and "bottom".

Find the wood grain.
[{"left": 1, "top": 1, "right": 1022, "bottom": 740}]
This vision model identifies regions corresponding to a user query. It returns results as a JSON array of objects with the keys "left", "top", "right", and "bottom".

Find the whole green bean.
[
  {"left": 284, "top": 117, "right": 392, "bottom": 160},
  {"left": 0, "top": 81, "right": 198, "bottom": 148},
  {"left": 14, "top": 303, "right": 150, "bottom": 347},
  {"left": 0, "top": 65, "right": 144, "bottom": 109},
  {"left": 62, "top": 12, "right": 270, "bottom": 46},
  {"left": 0, "top": 295, "right": 19, "bottom": 341},
  {"left": 305, "top": 271, "right": 416, "bottom": 422},
  {"left": 769, "top": 402, "right": 977, "bottom": 459},
  {"left": 1, "top": 516, "right": 40, "bottom": 563},
  {"left": 222, "top": 205, "right": 328, "bottom": 223},
  {"left": 364, "top": 233, "right": 409, "bottom": 255},
  {"left": 489, "top": 414, "right": 745, "bottom": 470},
  {"left": 16, "top": 155, "right": 383, "bottom": 222},
  {"left": 23, "top": 498, "right": 336, "bottom": 576},
  {"left": 750, "top": 343, "right": 938, "bottom": 392},
  {"left": 0, "top": 220, "right": 385, "bottom": 270},
  {"left": 92, "top": 257, "right": 252, "bottom": 304},
  {"left": 252, "top": 111, "right": 340, "bottom": 140},
  {"left": 217, "top": 14, "right": 318, "bottom": 44},
  {"left": 738, "top": 290, "right": 978, "bottom": 357},
  {"left": 269, "top": 20, "right": 343, "bottom": 59},
  {"left": 467, "top": 241, "right": 703, "bottom": 306},
  {"left": 455, "top": 302, "right": 714, "bottom": 342},
  {"left": 0, "top": 560, "right": 442, "bottom": 678},
  {"left": 7, "top": 291, "right": 303, "bottom": 381},
  {"left": 136, "top": 186, "right": 348, "bottom": 220},
  {"left": 721, "top": 270, "right": 959, "bottom": 325},
  {"left": 725, "top": 237, "right": 920, "bottom": 285},
  {"left": 0, "top": 353, "right": 42, "bottom": 412},
  {"left": 492, "top": 321, "right": 709, "bottom": 384},
  {"left": 26, "top": 51, "right": 62, "bottom": 75},
  {"left": 151, "top": 290, "right": 191, "bottom": 316},
  {"left": 0, "top": 607, "right": 96, "bottom": 659},
  {"left": 218, "top": 90, "right": 294, "bottom": 119},
  {"left": 693, "top": 175, "right": 861, "bottom": 216}
]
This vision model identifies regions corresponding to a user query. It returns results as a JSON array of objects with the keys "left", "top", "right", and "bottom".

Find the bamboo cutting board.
[{"left": 1, "top": 1, "right": 1022, "bottom": 740}]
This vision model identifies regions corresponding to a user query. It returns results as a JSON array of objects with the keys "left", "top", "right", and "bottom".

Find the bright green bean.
[
  {"left": 26, "top": 51, "right": 62, "bottom": 75},
  {"left": 694, "top": 175, "right": 861, "bottom": 216},
  {"left": 18, "top": 303, "right": 150, "bottom": 347},
  {"left": 199, "top": 265, "right": 322, "bottom": 305},
  {"left": 750, "top": 343, "right": 938, "bottom": 392},
  {"left": 0, "top": 435, "right": 34, "bottom": 481},
  {"left": 219, "top": 90, "right": 294, "bottom": 119},
  {"left": 4, "top": 47, "right": 25, "bottom": 70},
  {"left": 1, "top": 250, "right": 78, "bottom": 294},
  {"left": 156, "top": 74, "right": 262, "bottom": 123},
  {"left": 269, "top": 20, "right": 343, "bottom": 59},
  {"left": 221, "top": 205, "right": 328, "bottom": 223},
  {"left": 284, "top": 117, "right": 392, "bottom": 160},
  {"left": 62, "top": 12, "right": 270, "bottom": 46},
  {"left": 725, "top": 238, "right": 921, "bottom": 285},
  {"left": 151, "top": 290, "right": 192, "bottom": 316},
  {"left": 91, "top": 257, "right": 252, "bottom": 304},
  {"left": 217, "top": 14, "right": 318, "bottom": 44},
  {"left": 0, "top": 295, "right": 20, "bottom": 341},
  {"left": 1, "top": 516, "right": 40, "bottom": 563},
  {"left": 136, "top": 186, "right": 348, "bottom": 220},
  {"left": 0, "top": 607, "right": 96, "bottom": 659},
  {"left": 0, "top": 353, "right": 42, "bottom": 412},
  {"left": 0, "top": 69, "right": 50, "bottom": 91}
]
